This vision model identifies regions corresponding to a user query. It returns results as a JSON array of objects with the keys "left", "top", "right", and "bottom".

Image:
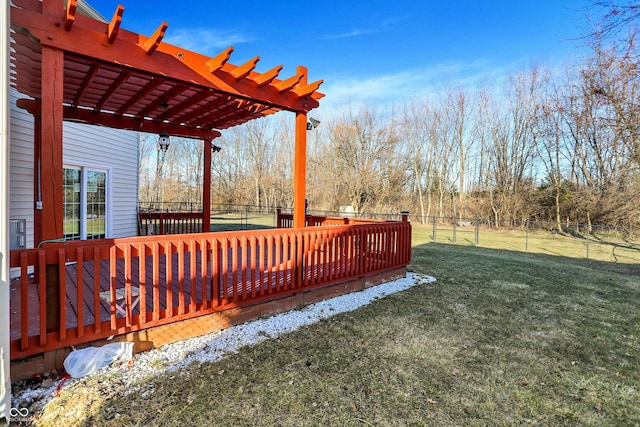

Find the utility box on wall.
[{"left": 9, "top": 219, "right": 26, "bottom": 250}]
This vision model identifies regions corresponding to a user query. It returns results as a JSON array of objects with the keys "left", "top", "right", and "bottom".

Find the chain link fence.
[
  {"left": 138, "top": 203, "right": 640, "bottom": 263},
  {"left": 410, "top": 215, "right": 640, "bottom": 263}
]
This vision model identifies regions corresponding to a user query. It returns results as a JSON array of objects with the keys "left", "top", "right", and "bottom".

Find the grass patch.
[{"left": 33, "top": 243, "right": 640, "bottom": 426}]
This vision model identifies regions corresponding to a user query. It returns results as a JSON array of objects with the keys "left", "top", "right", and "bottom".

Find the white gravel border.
[{"left": 12, "top": 272, "right": 436, "bottom": 415}]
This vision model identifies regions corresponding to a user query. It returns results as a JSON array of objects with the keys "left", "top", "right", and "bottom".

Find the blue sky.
[{"left": 87, "top": 1, "right": 599, "bottom": 114}]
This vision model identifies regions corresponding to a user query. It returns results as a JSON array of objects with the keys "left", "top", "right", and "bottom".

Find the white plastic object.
[{"left": 63, "top": 342, "right": 134, "bottom": 378}]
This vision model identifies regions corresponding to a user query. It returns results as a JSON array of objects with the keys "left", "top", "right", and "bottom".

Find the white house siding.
[
  {"left": 63, "top": 122, "right": 139, "bottom": 238},
  {"left": 9, "top": 89, "right": 35, "bottom": 248},
  {"left": 9, "top": 89, "right": 140, "bottom": 248}
]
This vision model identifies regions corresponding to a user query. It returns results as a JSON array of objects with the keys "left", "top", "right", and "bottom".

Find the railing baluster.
[
  {"left": 19, "top": 251, "right": 29, "bottom": 351},
  {"left": 241, "top": 237, "right": 248, "bottom": 301},
  {"left": 152, "top": 242, "right": 160, "bottom": 321},
  {"left": 177, "top": 242, "right": 185, "bottom": 315},
  {"left": 165, "top": 241, "right": 173, "bottom": 318},
  {"left": 124, "top": 244, "right": 132, "bottom": 327},
  {"left": 230, "top": 237, "right": 237, "bottom": 302},
  {"left": 77, "top": 247, "right": 84, "bottom": 338},
  {"left": 258, "top": 235, "right": 265, "bottom": 297},
  {"left": 250, "top": 235, "right": 258, "bottom": 298},
  {"left": 266, "top": 234, "right": 273, "bottom": 295},
  {"left": 38, "top": 250, "right": 47, "bottom": 347},
  {"left": 138, "top": 243, "right": 146, "bottom": 325},
  {"left": 212, "top": 237, "right": 220, "bottom": 307},
  {"left": 92, "top": 246, "right": 101, "bottom": 334},
  {"left": 189, "top": 240, "right": 197, "bottom": 312},
  {"left": 221, "top": 237, "right": 230, "bottom": 305},
  {"left": 275, "top": 233, "right": 282, "bottom": 292},
  {"left": 58, "top": 248, "right": 67, "bottom": 342},
  {"left": 109, "top": 246, "right": 117, "bottom": 330},
  {"left": 200, "top": 238, "right": 208, "bottom": 310}
]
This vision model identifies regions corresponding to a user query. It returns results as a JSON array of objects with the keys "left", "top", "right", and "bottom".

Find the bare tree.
[{"left": 325, "top": 105, "right": 400, "bottom": 214}]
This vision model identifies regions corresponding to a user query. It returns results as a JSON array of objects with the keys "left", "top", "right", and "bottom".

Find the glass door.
[
  {"left": 63, "top": 168, "right": 81, "bottom": 240},
  {"left": 63, "top": 167, "right": 109, "bottom": 240},
  {"left": 85, "top": 170, "right": 107, "bottom": 239}
]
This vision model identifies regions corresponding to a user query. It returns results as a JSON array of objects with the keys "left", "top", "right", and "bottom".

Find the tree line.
[{"left": 139, "top": 1, "right": 640, "bottom": 229}]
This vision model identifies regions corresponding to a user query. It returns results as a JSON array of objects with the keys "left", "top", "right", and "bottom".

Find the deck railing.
[
  {"left": 9, "top": 220, "right": 411, "bottom": 360},
  {"left": 276, "top": 209, "right": 410, "bottom": 228},
  {"left": 139, "top": 211, "right": 203, "bottom": 235}
]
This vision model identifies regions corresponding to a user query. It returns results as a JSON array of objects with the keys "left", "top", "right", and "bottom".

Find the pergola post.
[
  {"left": 40, "top": 45, "right": 65, "bottom": 332},
  {"left": 40, "top": 46, "right": 65, "bottom": 242},
  {"left": 292, "top": 67, "right": 309, "bottom": 229},
  {"left": 203, "top": 139, "right": 212, "bottom": 233},
  {"left": 293, "top": 111, "right": 307, "bottom": 228}
]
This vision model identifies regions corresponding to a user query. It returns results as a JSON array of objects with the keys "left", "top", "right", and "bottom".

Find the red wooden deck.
[
  {"left": 9, "top": 220, "right": 411, "bottom": 360},
  {"left": 10, "top": 245, "right": 299, "bottom": 341}
]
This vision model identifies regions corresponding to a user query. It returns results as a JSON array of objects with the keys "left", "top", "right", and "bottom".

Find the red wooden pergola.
[
  {"left": 10, "top": 0, "right": 324, "bottom": 244},
  {"left": 7, "top": 1, "right": 411, "bottom": 373}
]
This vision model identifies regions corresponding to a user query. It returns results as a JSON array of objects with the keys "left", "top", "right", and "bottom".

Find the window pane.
[
  {"left": 63, "top": 168, "right": 81, "bottom": 240},
  {"left": 86, "top": 170, "right": 106, "bottom": 239}
]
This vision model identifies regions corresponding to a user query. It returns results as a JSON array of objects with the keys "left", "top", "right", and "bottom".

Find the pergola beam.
[
  {"left": 115, "top": 77, "right": 164, "bottom": 116},
  {"left": 94, "top": 70, "right": 130, "bottom": 112},
  {"left": 71, "top": 62, "right": 100, "bottom": 107},
  {"left": 17, "top": 98, "right": 222, "bottom": 141}
]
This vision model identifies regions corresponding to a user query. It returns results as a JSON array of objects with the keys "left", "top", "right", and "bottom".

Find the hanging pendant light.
[{"left": 157, "top": 102, "right": 170, "bottom": 152}]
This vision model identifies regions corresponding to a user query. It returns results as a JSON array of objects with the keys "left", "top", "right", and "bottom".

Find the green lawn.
[{"left": 34, "top": 236, "right": 640, "bottom": 426}]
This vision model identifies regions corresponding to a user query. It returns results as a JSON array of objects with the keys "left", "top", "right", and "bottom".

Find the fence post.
[
  {"left": 432, "top": 216, "right": 437, "bottom": 241},
  {"left": 474, "top": 219, "right": 479, "bottom": 246},
  {"left": 525, "top": 220, "right": 529, "bottom": 252},
  {"left": 586, "top": 228, "right": 590, "bottom": 259},
  {"left": 452, "top": 219, "right": 457, "bottom": 243}
]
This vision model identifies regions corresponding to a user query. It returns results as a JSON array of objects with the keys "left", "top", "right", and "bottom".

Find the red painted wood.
[
  {"left": 19, "top": 251, "right": 28, "bottom": 350},
  {"left": 77, "top": 247, "right": 84, "bottom": 338},
  {"left": 107, "top": 5, "right": 123, "bottom": 43},
  {"left": 152, "top": 242, "right": 160, "bottom": 320},
  {"left": 9, "top": 221, "right": 411, "bottom": 360},
  {"left": 38, "top": 251, "right": 47, "bottom": 346},
  {"left": 109, "top": 247, "right": 117, "bottom": 329},
  {"left": 39, "top": 47, "right": 64, "bottom": 242},
  {"left": 293, "top": 110, "right": 307, "bottom": 229},
  {"left": 93, "top": 247, "right": 102, "bottom": 333},
  {"left": 165, "top": 242, "right": 173, "bottom": 318}
]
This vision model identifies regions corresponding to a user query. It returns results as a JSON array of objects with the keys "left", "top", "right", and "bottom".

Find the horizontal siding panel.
[{"left": 10, "top": 89, "right": 35, "bottom": 248}]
